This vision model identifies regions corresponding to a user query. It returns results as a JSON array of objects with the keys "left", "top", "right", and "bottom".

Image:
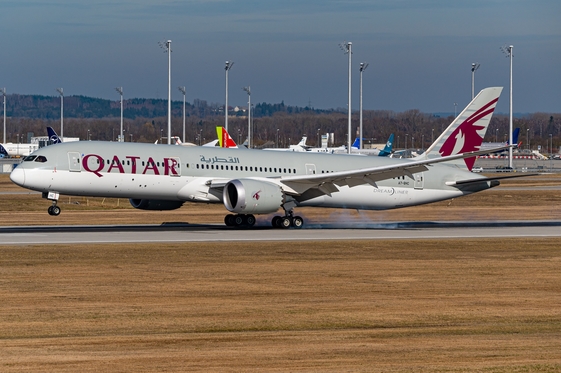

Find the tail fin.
[
  {"left": 511, "top": 128, "right": 520, "bottom": 145},
  {"left": 216, "top": 127, "right": 238, "bottom": 148},
  {"left": 351, "top": 138, "right": 361, "bottom": 149},
  {"left": 47, "top": 127, "right": 62, "bottom": 144},
  {"left": 378, "top": 133, "right": 394, "bottom": 157},
  {"left": 417, "top": 87, "right": 502, "bottom": 170},
  {"left": 297, "top": 136, "right": 308, "bottom": 147}
]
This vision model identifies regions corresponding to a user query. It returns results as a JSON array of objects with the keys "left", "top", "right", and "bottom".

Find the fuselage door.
[
  {"left": 68, "top": 152, "right": 81, "bottom": 172},
  {"left": 414, "top": 172, "right": 424, "bottom": 189},
  {"left": 305, "top": 163, "right": 316, "bottom": 175}
]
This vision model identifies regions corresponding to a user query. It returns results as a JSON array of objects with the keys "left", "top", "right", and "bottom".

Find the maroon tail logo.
[
  {"left": 252, "top": 190, "right": 261, "bottom": 200},
  {"left": 439, "top": 98, "right": 498, "bottom": 170}
]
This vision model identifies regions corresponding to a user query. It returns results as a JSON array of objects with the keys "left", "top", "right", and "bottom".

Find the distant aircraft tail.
[
  {"left": 216, "top": 127, "right": 238, "bottom": 148},
  {"left": 47, "top": 127, "right": 62, "bottom": 144},
  {"left": 297, "top": 136, "right": 308, "bottom": 147},
  {"left": 416, "top": 87, "right": 503, "bottom": 171},
  {"left": 351, "top": 138, "right": 361, "bottom": 149},
  {"left": 511, "top": 128, "right": 520, "bottom": 145},
  {"left": 378, "top": 133, "right": 394, "bottom": 157}
]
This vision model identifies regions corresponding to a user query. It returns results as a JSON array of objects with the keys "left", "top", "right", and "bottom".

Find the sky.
[{"left": 0, "top": 0, "right": 559, "bottom": 114}]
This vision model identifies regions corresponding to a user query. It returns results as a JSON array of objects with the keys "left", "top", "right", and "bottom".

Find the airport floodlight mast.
[
  {"left": 1, "top": 88, "right": 6, "bottom": 144},
  {"left": 159, "top": 40, "right": 172, "bottom": 144},
  {"left": 225, "top": 61, "right": 234, "bottom": 132},
  {"left": 115, "top": 87, "right": 123, "bottom": 142},
  {"left": 359, "top": 62, "right": 368, "bottom": 150},
  {"left": 243, "top": 86, "right": 251, "bottom": 148},
  {"left": 178, "top": 86, "right": 186, "bottom": 143},
  {"left": 471, "top": 62, "right": 480, "bottom": 100},
  {"left": 339, "top": 41, "right": 352, "bottom": 154},
  {"left": 500, "top": 44, "right": 514, "bottom": 168},
  {"left": 56, "top": 88, "right": 64, "bottom": 140}
]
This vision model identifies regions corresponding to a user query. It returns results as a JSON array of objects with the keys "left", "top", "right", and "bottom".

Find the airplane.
[
  {"left": 265, "top": 136, "right": 310, "bottom": 152},
  {"left": 479, "top": 128, "right": 521, "bottom": 153},
  {"left": 345, "top": 133, "right": 394, "bottom": 156},
  {"left": 11, "top": 87, "right": 522, "bottom": 229},
  {"left": 47, "top": 127, "right": 63, "bottom": 144},
  {"left": 0, "top": 141, "right": 39, "bottom": 157},
  {"left": 216, "top": 127, "right": 239, "bottom": 148}
]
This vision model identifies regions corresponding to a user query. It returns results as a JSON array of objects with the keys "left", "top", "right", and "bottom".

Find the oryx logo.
[
  {"left": 439, "top": 98, "right": 498, "bottom": 170},
  {"left": 252, "top": 190, "right": 262, "bottom": 200}
]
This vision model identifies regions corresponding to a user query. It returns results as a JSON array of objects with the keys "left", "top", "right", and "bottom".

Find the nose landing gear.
[{"left": 43, "top": 191, "right": 61, "bottom": 216}]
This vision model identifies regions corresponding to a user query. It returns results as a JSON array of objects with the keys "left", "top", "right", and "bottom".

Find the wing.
[{"left": 279, "top": 145, "right": 513, "bottom": 196}]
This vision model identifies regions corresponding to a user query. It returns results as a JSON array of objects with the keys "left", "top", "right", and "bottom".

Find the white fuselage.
[{"left": 10, "top": 141, "right": 493, "bottom": 213}]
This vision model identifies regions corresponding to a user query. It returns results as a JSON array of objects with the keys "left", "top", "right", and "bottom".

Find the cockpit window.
[
  {"left": 34, "top": 156, "right": 47, "bottom": 163},
  {"left": 23, "top": 155, "right": 37, "bottom": 162}
]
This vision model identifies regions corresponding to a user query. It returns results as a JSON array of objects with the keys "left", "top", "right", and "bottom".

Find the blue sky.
[{"left": 0, "top": 0, "right": 559, "bottom": 113}]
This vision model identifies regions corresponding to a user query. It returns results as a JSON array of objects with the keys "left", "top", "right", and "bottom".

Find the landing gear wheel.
[
  {"left": 234, "top": 214, "right": 245, "bottom": 226},
  {"left": 224, "top": 214, "right": 235, "bottom": 226},
  {"left": 292, "top": 216, "right": 303, "bottom": 229},
  {"left": 48, "top": 205, "right": 61, "bottom": 216},
  {"left": 272, "top": 216, "right": 281, "bottom": 228},
  {"left": 246, "top": 214, "right": 256, "bottom": 227},
  {"left": 280, "top": 217, "right": 292, "bottom": 229}
]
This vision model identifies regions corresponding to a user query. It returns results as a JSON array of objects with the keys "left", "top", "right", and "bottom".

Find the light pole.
[
  {"left": 471, "top": 62, "right": 480, "bottom": 100},
  {"left": 526, "top": 128, "right": 529, "bottom": 151},
  {"left": 225, "top": 61, "right": 234, "bottom": 132},
  {"left": 454, "top": 102, "right": 457, "bottom": 117},
  {"left": 431, "top": 128, "right": 434, "bottom": 144},
  {"left": 405, "top": 133, "right": 408, "bottom": 151},
  {"left": 1, "top": 88, "right": 5, "bottom": 144},
  {"left": 115, "top": 87, "right": 123, "bottom": 142},
  {"left": 56, "top": 88, "right": 64, "bottom": 140},
  {"left": 501, "top": 44, "right": 514, "bottom": 168},
  {"left": 276, "top": 128, "right": 279, "bottom": 148},
  {"left": 159, "top": 40, "right": 172, "bottom": 144},
  {"left": 317, "top": 128, "right": 321, "bottom": 147},
  {"left": 359, "top": 62, "right": 368, "bottom": 150},
  {"left": 243, "top": 86, "right": 251, "bottom": 148},
  {"left": 549, "top": 134, "right": 553, "bottom": 155},
  {"left": 178, "top": 86, "right": 186, "bottom": 143},
  {"left": 87, "top": 129, "right": 90, "bottom": 141},
  {"left": 340, "top": 41, "right": 352, "bottom": 154},
  {"left": 495, "top": 128, "right": 498, "bottom": 143}
]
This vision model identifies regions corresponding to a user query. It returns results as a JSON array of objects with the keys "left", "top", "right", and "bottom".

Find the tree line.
[{"left": 3, "top": 94, "right": 560, "bottom": 152}]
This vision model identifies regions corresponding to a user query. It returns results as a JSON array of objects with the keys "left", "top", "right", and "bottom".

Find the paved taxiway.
[{"left": 1, "top": 220, "right": 561, "bottom": 245}]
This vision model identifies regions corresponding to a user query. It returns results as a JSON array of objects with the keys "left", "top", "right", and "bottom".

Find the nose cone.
[{"left": 10, "top": 167, "right": 25, "bottom": 187}]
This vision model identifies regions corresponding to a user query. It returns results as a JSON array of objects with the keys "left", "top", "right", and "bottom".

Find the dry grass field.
[{"left": 1, "top": 173, "right": 561, "bottom": 372}]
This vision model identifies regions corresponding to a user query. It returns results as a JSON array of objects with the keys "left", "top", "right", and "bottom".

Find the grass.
[{"left": 1, "top": 173, "right": 561, "bottom": 371}]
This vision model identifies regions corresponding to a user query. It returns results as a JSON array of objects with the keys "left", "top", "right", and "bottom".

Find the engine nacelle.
[
  {"left": 129, "top": 199, "right": 184, "bottom": 211},
  {"left": 223, "top": 179, "right": 284, "bottom": 214}
]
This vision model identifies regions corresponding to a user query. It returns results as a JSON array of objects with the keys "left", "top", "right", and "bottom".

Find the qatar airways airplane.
[{"left": 10, "top": 87, "right": 515, "bottom": 229}]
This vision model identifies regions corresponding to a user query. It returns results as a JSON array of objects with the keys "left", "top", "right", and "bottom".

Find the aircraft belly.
[
  {"left": 298, "top": 185, "right": 465, "bottom": 210},
  {"left": 38, "top": 171, "right": 185, "bottom": 199}
]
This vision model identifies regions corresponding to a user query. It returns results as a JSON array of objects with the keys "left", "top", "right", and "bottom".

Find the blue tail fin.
[
  {"left": 378, "top": 133, "right": 394, "bottom": 157},
  {"left": 351, "top": 137, "right": 361, "bottom": 149},
  {"left": 510, "top": 128, "right": 520, "bottom": 145},
  {"left": 47, "top": 127, "right": 62, "bottom": 144}
]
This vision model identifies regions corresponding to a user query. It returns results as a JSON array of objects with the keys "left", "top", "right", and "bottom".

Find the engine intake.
[
  {"left": 223, "top": 179, "right": 283, "bottom": 214},
  {"left": 129, "top": 199, "right": 184, "bottom": 211}
]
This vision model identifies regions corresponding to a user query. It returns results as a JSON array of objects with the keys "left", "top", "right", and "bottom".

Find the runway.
[{"left": 2, "top": 220, "right": 561, "bottom": 245}]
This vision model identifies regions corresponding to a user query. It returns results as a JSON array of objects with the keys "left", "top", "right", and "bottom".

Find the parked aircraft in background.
[
  {"left": 216, "top": 127, "right": 239, "bottom": 148},
  {"left": 12, "top": 87, "right": 521, "bottom": 229},
  {"left": 480, "top": 128, "right": 521, "bottom": 153},
  {"left": 47, "top": 127, "right": 62, "bottom": 144}
]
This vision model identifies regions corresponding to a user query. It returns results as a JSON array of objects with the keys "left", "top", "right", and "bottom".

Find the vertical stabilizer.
[{"left": 417, "top": 87, "right": 502, "bottom": 170}]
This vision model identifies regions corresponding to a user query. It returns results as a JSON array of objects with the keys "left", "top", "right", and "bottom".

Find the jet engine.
[
  {"left": 223, "top": 179, "right": 284, "bottom": 214},
  {"left": 129, "top": 199, "right": 184, "bottom": 211}
]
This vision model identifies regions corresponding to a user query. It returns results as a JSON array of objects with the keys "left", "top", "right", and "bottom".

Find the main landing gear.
[
  {"left": 224, "top": 214, "right": 256, "bottom": 227},
  {"left": 271, "top": 213, "right": 303, "bottom": 229}
]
